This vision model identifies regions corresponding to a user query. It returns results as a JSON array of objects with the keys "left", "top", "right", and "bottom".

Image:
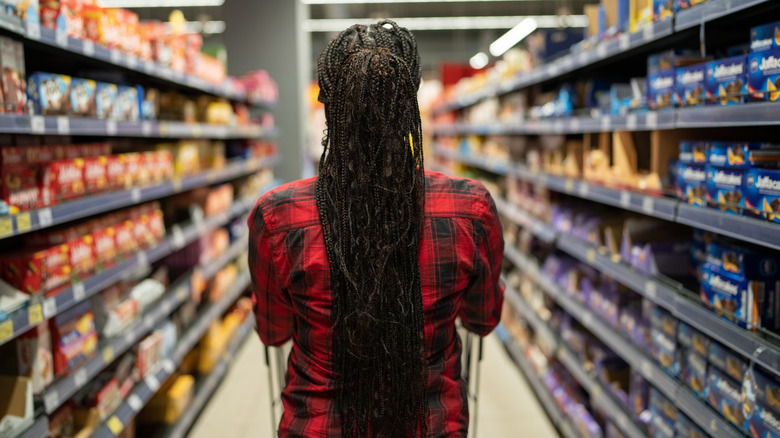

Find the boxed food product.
[
  {"left": 15, "top": 324, "right": 54, "bottom": 395},
  {"left": 50, "top": 301, "right": 97, "bottom": 376},
  {"left": 651, "top": 326, "right": 680, "bottom": 376},
  {"left": 674, "top": 162, "right": 707, "bottom": 206},
  {"left": 746, "top": 403, "right": 780, "bottom": 438},
  {"left": 114, "top": 220, "right": 138, "bottom": 258},
  {"left": 647, "top": 68, "right": 676, "bottom": 109},
  {"left": 42, "top": 158, "right": 85, "bottom": 201},
  {"left": 1, "top": 164, "right": 53, "bottom": 211},
  {"left": 653, "top": 0, "right": 673, "bottom": 22},
  {"left": 676, "top": 63, "right": 706, "bottom": 107},
  {"left": 136, "top": 331, "right": 163, "bottom": 378},
  {"left": 94, "top": 82, "right": 117, "bottom": 120},
  {"left": 705, "top": 165, "right": 744, "bottom": 214},
  {"left": 675, "top": 413, "right": 707, "bottom": 438},
  {"left": 113, "top": 86, "right": 139, "bottom": 121},
  {"left": 748, "top": 50, "right": 780, "bottom": 102},
  {"left": 675, "top": 0, "right": 707, "bottom": 11},
  {"left": 83, "top": 156, "right": 108, "bottom": 194},
  {"left": 708, "top": 142, "right": 780, "bottom": 169},
  {"left": 91, "top": 284, "right": 137, "bottom": 339},
  {"left": 744, "top": 367, "right": 780, "bottom": 415},
  {"left": 80, "top": 375, "right": 121, "bottom": 420},
  {"left": 677, "top": 322, "right": 709, "bottom": 357},
  {"left": 69, "top": 78, "right": 97, "bottom": 117},
  {"left": 751, "top": 21, "right": 780, "bottom": 53},
  {"left": 705, "top": 56, "right": 747, "bottom": 105},
  {"left": 67, "top": 234, "right": 95, "bottom": 282},
  {"left": 744, "top": 168, "right": 780, "bottom": 222},
  {"left": 0, "top": 37, "right": 27, "bottom": 114},
  {"left": 700, "top": 264, "right": 766, "bottom": 330},
  {"left": 105, "top": 154, "right": 126, "bottom": 190},
  {"left": 649, "top": 387, "right": 677, "bottom": 438},
  {"left": 648, "top": 49, "right": 704, "bottom": 73},
  {"left": 706, "top": 366, "right": 748, "bottom": 432},
  {"left": 28, "top": 72, "right": 71, "bottom": 115},
  {"left": 706, "top": 240, "right": 780, "bottom": 280},
  {"left": 2, "top": 244, "right": 70, "bottom": 293},
  {"left": 681, "top": 348, "right": 707, "bottom": 397},
  {"left": 92, "top": 226, "right": 117, "bottom": 270},
  {"left": 707, "top": 341, "right": 747, "bottom": 382},
  {"left": 137, "top": 374, "right": 194, "bottom": 424}
]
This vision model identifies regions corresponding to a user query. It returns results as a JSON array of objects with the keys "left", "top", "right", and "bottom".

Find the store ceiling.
[{"left": 309, "top": 1, "right": 590, "bottom": 19}]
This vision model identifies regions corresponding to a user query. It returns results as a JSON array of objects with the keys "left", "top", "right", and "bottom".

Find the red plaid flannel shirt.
[{"left": 248, "top": 170, "right": 505, "bottom": 437}]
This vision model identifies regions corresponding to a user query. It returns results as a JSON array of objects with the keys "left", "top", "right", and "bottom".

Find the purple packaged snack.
[
  {"left": 649, "top": 387, "right": 678, "bottom": 438},
  {"left": 629, "top": 370, "right": 649, "bottom": 419},
  {"left": 631, "top": 240, "right": 691, "bottom": 277},
  {"left": 682, "top": 348, "right": 707, "bottom": 397},
  {"left": 677, "top": 322, "right": 709, "bottom": 357},
  {"left": 676, "top": 413, "right": 707, "bottom": 438},
  {"left": 706, "top": 366, "right": 748, "bottom": 432},
  {"left": 708, "top": 341, "right": 748, "bottom": 383}
]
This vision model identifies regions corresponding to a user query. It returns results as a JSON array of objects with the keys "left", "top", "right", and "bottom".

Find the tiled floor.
[{"left": 188, "top": 332, "right": 559, "bottom": 437}]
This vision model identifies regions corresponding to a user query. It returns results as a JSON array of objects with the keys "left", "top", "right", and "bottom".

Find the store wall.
[{"left": 224, "top": 0, "right": 309, "bottom": 182}]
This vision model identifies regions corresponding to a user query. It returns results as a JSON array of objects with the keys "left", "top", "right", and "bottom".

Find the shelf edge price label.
[
  {"left": 128, "top": 394, "right": 143, "bottom": 412},
  {"left": 30, "top": 115, "right": 45, "bottom": 134},
  {"left": 643, "top": 25, "right": 654, "bottom": 41},
  {"left": 619, "top": 33, "right": 630, "bottom": 51},
  {"left": 131, "top": 187, "right": 142, "bottom": 203},
  {"left": 578, "top": 182, "right": 589, "bottom": 198},
  {"left": 74, "top": 368, "right": 88, "bottom": 388},
  {"left": 586, "top": 248, "right": 596, "bottom": 264},
  {"left": 642, "top": 196, "right": 654, "bottom": 214},
  {"left": 176, "top": 286, "right": 188, "bottom": 301},
  {"left": 44, "top": 390, "right": 59, "bottom": 411},
  {"left": 597, "top": 43, "right": 608, "bottom": 58},
  {"left": 564, "top": 179, "right": 574, "bottom": 193},
  {"left": 56, "top": 116, "right": 70, "bottom": 135},
  {"left": 106, "top": 120, "right": 118, "bottom": 136},
  {"left": 73, "top": 282, "right": 86, "bottom": 302},
  {"left": 626, "top": 114, "right": 637, "bottom": 130},
  {"left": 103, "top": 346, "right": 115, "bottom": 364},
  {"left": 600, "top": 116, "right": 611, "bottom": 132},
  {"left": 28, "top": 304, "right": 43, "bottom": 325},
  {"left": 110, "top": 50, "right": 121, "bottom": 64},
  {"left": 15, "top": 212, "right": 31, "bottom": 232},
  {"left": 620, "top": 191, "right": 631, "bottom": 208},
  {"left": 38, "top": 208, "right": 53, "bottom": 227},
  {"left": 107, "top": 416, "right": 124, "bottom": 435},
  {"left": 141, "top": 121, "right": 152, "bottom": 136},
  {"left": 55, "top": 28, "right": 68, "bottom": 47},
  {"left": 0, "top": 320, "right": 13, "bottom": 343},
  {"left": 42, "top": 298, "right": 56, "bottom": 318},
  {"left": 162, "top": 359, "right": 175, "bottom": 374},
  {"left": 145, "top": 374, "right": 160, "bottom": 392},
  {"left": 126, "top": 55, "right": 138, "bottom": 69},
  {"left": 644, "top": 280, "right": 658, "bottom": 300},
  {"left": 82, "top": 40, "right": 94, "bottom": 56},
  {"left": 646, "top": 112, "right": 658, "bottom": 128},
  {"left": 640, "top": 359, "right": 653, "bottom": 379},
  {"left": 0, "top": 217, "right": 12, "bottom": 237},
  {"left": 171, "top": 225, "right": 186, "bottom": 249}
]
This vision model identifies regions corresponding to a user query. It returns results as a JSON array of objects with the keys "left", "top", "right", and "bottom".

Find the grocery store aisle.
[{"left": 188, "top": 332, "right": 558, "bottom": 437}]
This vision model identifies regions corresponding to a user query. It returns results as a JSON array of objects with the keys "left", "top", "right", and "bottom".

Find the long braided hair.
[{"left": 315, "top": 21, "right": 428, "bottom": 437}]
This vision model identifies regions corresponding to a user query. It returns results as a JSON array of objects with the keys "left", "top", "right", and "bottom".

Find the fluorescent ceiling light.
[
  {"left": 97, "top": 0, "right": 224, "bottom": 7},
  {"left": 489, "top": 17, "right": 537, "bottom": 57},
  {"left": 304, "top": 15, "right": 585, "bottom": 32},
  {"left": 163, "top": 20, "right": 225, "bottom": 34},
  {"left": 469, "top": 52, "right": 489, "bottom": 69},
  {"left": 304, "top": 0, "right": 532, "bottom": 3}
]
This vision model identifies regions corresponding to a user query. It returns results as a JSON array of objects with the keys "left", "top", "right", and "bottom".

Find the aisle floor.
[{"left": 188, "top": 332, "right": 559, "bottom": 437}]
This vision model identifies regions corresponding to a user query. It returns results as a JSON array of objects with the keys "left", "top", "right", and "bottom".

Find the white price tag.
[
  {"left": 643, "top": 25, "right": 654, "bottom": 41},
  {"left": 578, "top": 51, "right": 588, "bottom": 64},
  {"left": 549, "top": 64, "right": 560, "bottom": 77},
  {"left": 131, "top": 188, "right": 141, "bottom": 203},
  {"left": 626, "top": 114, "right": 637, "bottom": 130},
  {"left": 56, "top": 116, "right": 70, "bottom": 135},
  {"left": 141, "top": 121, "right": 152, "bottom": 136},
  {"left": 44, "top": 390, "right": 59, "bottom": 411},
  {"left": 137, "top": 251, "right": 149, "bottom": 268},
  {"left": 74, "top": 368, "right": 88, "bottom": 388},
  {"left": 43, "top": 298, "right": 56, "bottom": 318},
  {"left": 616, "top": 413, "right": 629, "bottom": 431},
  {"left": 642, "top": 196, "right": 654, "bottom": 214},
  {"left": 143, "top": 62, "right": 154, "bottom": 74},
  {"left": 126, "top": 55, "right": 138, "bottom": 69},
  {"left": 619, "top": 191, "right": 631, "bottom": 208},
  {"left": 646, "top": 112, "right": 658, "bottom": 128},
  {"left": 73, "top": 282, "right": 86, "bottom": 302},
  {"left": 570, "top": 118, "right": 581, "bottom": 132},
  {"left": 124, "top": 330, "right": 135, "bottom": 345},
  {"left": 144, "top": 315, "right": 154, "bottom": 329},
  {"left": 644, "top": 281, "right": 658, "bottom": 300},
  {"left": 110, "top": 50, "right": 121, "bottom": 65},
  {"left": 145, "top": 375, "right": 160, "bottom": 392},
  {"left": 171, "top": 225, "right": 186, "bottom": 249},
  {"left": 106, "top": 120, "right": 117, "bottom": 136},
  {"left": 162, "top": 360, "right": 175, "bottom": 374},
  {"left": 709, "top": 419, "right": 718, "bottom": 432},
  {"left": 601, "top": 116, "right": 611, "bottom": 132},
  {"left": 578, "top": 182, "right": 589, "bottom": 197},
  {"left": 82, "top": 40, "right": 95, "bottom": 56},
  {"left": 582, "top": 312, "right": 594, "bottom": 327},
  {"left": 26, "top": 22, "right": 41, "bottom": 40},
  {"left": 554, "top": 119, "right": 564, "bottom": 133},
  {"left": 30, "top": 115, "right": 45, "bottom": 134},
  {"left": 619, "top": 34, "right": 630, "bottom": 51},
  {"left": 597, "top": 44, "right": 608, "bottom": 58},
  {"left": 128, "top": 394, "right": 143, "bottom": 412},
  {"left": 38, "top": 207, "right": 53, "bottom": 227},
  {"left": 55, "top": 29, "right": 68, "bottom": 47},
  {"left": 640, "top": 359, "right": 653, "bottom": 378}
]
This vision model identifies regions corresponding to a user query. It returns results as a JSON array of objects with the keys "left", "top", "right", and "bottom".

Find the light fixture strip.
[
  {"left": 97, "top": 0, "right": 224, "bottom": 7},
  {"left": 304, "top": 15, "right": 586, "bottom": 32}
]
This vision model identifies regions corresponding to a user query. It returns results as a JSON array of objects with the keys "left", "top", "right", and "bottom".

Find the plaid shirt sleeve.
[
  {"left": 248, "top": 199, "right": 295, "bottom": 347},
  {"left": 458, "top": 189, "right": 505, "bottom": 336}
]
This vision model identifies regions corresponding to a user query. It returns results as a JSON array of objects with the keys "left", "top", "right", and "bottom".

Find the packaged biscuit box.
[
  {"left": 675, "top": 63, "right": 706, "bottom": 106},
  {"left": 705, "top": 56, "right": 747, "bottom": 105},
  {"left": 708, "top": 341, "right": 748, "bottom": 382},
  {"left": 674, "top": 162, "right": 707, "bottom": 206},
  {"left": 751, "top": 20, "right": 780, "bottom": 53},
  {"left": 28, "top": 72, "right": 71, "bottom": 115},
  {"left": 679, "top": 140, "right": 708, "bottom": 164},
  {"left": 700, "top": 264, "right": 779, "bottom": 330},
  {"left": 69, "top": 78, "right": 97, "bottom": 117},
  {"left": 677, "top": 322, "right": 709, "bottom": 357},
  {"left": 706, "top": 240, "right": 780, "bottom": 280},
  {"left": 705, "top": 165, "right": 744, "bottom": 214},
  {"left": 95, "top": 82, "right": 117, "bottom": 120},
  {"left": 748, "top": 49, "right": 780, "bottom": 102},
  {"left": 682, "top": 348, "right": 707, "bottom": 397},
  {"left": 744, "top": 168, "right": 780, "bottom": 222},
  {"left": 708, "top": 142, "right": 780, "bottom": 169},
  {"left": 648, "top": 68, "right": 676, "bottom": 109},
  {"left": 706, "top": 366, "right": 748, "bottom": 433}
]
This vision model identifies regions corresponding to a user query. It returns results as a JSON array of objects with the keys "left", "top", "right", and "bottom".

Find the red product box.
[
  {"left": 136, "top": 331, "right": 163, "bottom": 379},
  {"left": 93, "top": 226, "right": 117, "bottom": 269},
  {"left": 132, "top": 216, "right": 153, "bottom": 250},
  {"left": 67, "top": 235, "right": 95, "bottom": 282},
  {"left": 122, "top": 153, "right": 144, "bottom": 188},
  {"left": 83, "top": 156, "right": 108, "bottom": 194},
  {"left": 2, "top": 244, "right": 70, "bottom": 294},
  {"left": 1, "top": 164, "right": 51, "bottom": 210},
  {"left": 105, "top": 154, "right": 126, "bottom": 190},
  {"left": 63, "top": 146, "right": 82, "bottom": 160},
  {"left": 34, "top": 146, "right": 57, "bottom": 163},
  {"left": 147, "top": 210, "right": 165, "bottom": 242},
  {"left": 156, "top": 149, "right": 173, "bottom": 181},
  {"left": 1, "top": 147, "right": 25, "bottom": 165},
  {"left": 92, "top": 377, "right": 121, "bottom": 420},
  {"left": 115, "top": 220, "right": 138, "bottom": 258},
  {"left": 42, "top": 159, "right": 85, "bottom": 201},
  {"left": 39, "top": 2, "right": 60, "bottom": 31}
]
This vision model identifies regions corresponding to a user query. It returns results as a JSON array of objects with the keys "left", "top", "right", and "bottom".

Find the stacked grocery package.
[
  {"left": 0, "top": 2, "right": 279, "bottom": 437},
  {"left": 430, "top": 1, "right": 780, "bottom": 438}
]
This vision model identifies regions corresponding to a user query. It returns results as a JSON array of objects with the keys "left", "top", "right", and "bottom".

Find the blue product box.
[
  {"left": 27, "top": 72, "right": 71, "bottom": 115},
  {"left": 747, "top": 403, "right": 780, "bottom": 438},
  {"left": 113, "top": 86, "right": 139, "bottom": 122},
  {"left": 679, "top": 140, "right": 708, "bottom": 164},
  {"left": 650, "top": 306, "right": 678, "bottom": 338},
  {"left": 648, "top": 68, "right": 676, "bottom": 109},
  {"left": 618, "top": 0, "right": 630, "bottom": 33},
  {"left": 707, "top": 141, "right": 780, "bottom": 169},
  {"left": 748, "top": 49, "right": 780, "bottom": 102},
  {"left": 675, "top": 0, "right": 708, "bottom": 12},
  {"left": 651, "top": 326, "right": 680, "bottom": 376},
  {"left": 95, "top": 82, "right": 117, "bottom": 120},
  {"left": 745, "top": 168, "right": 780, "bottom": 222},
  {"left": 676, "top": 413, "right": 707, "bottom": 438},
  {"left": 654, "top": 0, "right": 673, "bottom": 22},
  {"left": 674, "top": 162, "right": 707, "bottom": 206},
  {"left": 649, "top": 387, "right": 678, "bottom": 438},
  {"left": 675, "top": 63, "right": 706, "bottom": 106},
  {"left": 700, "top": 264, "right": 766, "bottom": 330},
  {"left": 706, "top": 366, "right": 749, "bottom": 433},
  {"left": 677, "top": 322, "right": 709, "bottom": 357},
  {"left": 682, "top": 348, "right": 707, "bottom": 397},
  {"left": 69, "top": 78, "right": 96, "bottom": 117},
  {"left": 747, "top": 367, "right": 780, "bottom": 414},
  {"left": 706, "top": 240, "right": 780, "bottom": 280},
  {"left": 751, "top": 21, "right": 780, "bottom": 53},
  {"left": 705, "top": 165, "right": 744, "bottom": 214},
  {"left": 705, "top": 56, "right": 747, "bottom": 105}
]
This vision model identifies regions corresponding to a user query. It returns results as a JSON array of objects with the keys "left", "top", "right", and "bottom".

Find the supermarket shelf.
[
  {"left": 503, "top": 282, "right": 558, "bottom": 352},
  {"left": 676, "top": 101, "right": 780, "bottom": 127},
  {"left": 0, "top": 179, "right": 279, "bottom": 350},
  {"left": 39, "top": 231, "right": 253, "bottom": 414},
  {"left": 10, "top": 415, "right": 48, "bottom": 438},
  {"left": 675, "top": 0, "right": 772, "bottom": 31},
  {"left": 438, "top": 147, "right": 678, "bottom": 221},
  {"left": 494, "top": 198, "right": 556, "bottom": 243},
  {"left": 676, "top": 203, "right": 780, "bottom": 252},
  {"left": 162, "top": 317, "right": 254, "bottom": 438},
  {"left": 503, "top": 245, "right": 743, "bottom": 438},
  {"left": 0, "top": 154, "right": 278, "bottom": 241},
  {"left": 0, "top": 113, "right": 277, "bottom": 138},
  {"left": 5, "top": 20, "right": 275, "bottom": 109},
  {"left": 91, "top": 271, "right": 252, "bottom": 438},
  {"left": 494, "top": 324, "right": 580, "bottom": 438},
  {"left": 432, "top": 20, "right": 674, "bottom": 116}
]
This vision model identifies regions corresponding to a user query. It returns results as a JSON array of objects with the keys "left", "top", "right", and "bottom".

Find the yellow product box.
[{"left": 138, "top": 374, "right": 194, "bottom": 424}]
